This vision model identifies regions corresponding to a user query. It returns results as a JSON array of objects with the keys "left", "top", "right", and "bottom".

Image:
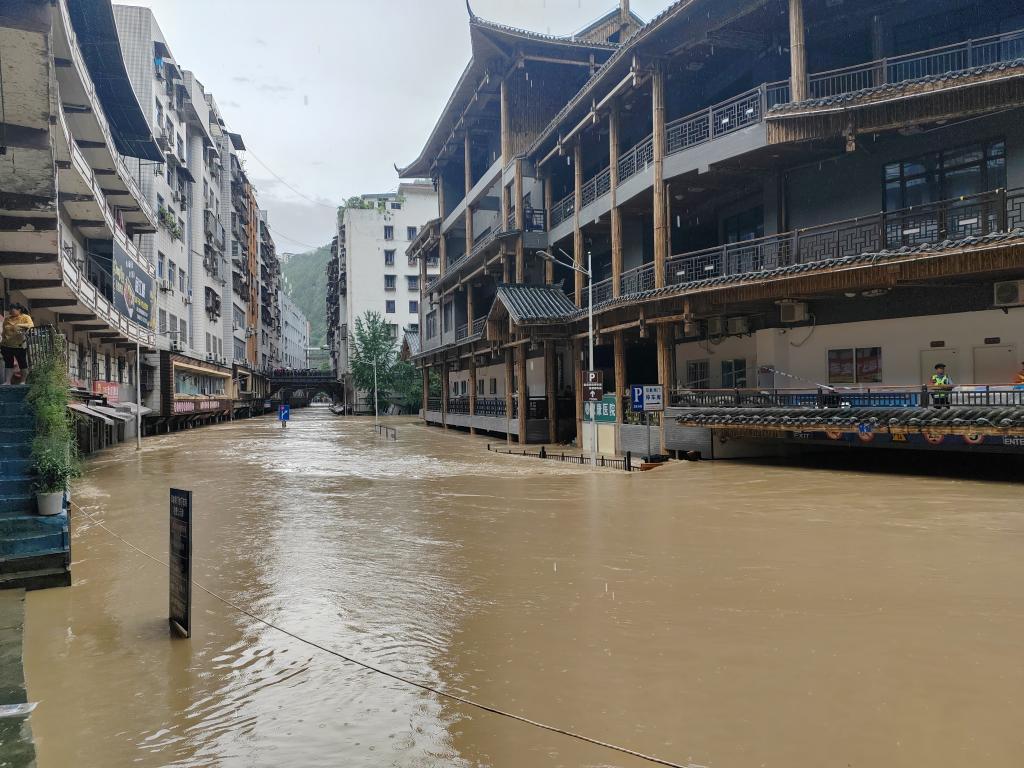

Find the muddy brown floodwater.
[{"left": 22, "top": 408, "right": 1024, "bottom": 767}]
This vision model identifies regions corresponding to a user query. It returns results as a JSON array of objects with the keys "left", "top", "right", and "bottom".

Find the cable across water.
[{"left": 70, "top": 500, "right": 704, "bottom": 768}]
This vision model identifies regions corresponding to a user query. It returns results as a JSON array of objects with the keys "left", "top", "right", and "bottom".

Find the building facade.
[
  {"left": 1, "top": 0, "right": 160, "bottom": 435},
  {"left": 327, "top": 183, "right": 438, "bottom": 409},
  {"left": 279, "top": 288, "right": 310, "bottom": 370},
  {"left": 403, "top": 0, "right": 1024, "bottom": 457},
  {"left": 112, "top": 3, "right": 288, "bottom": 430}
]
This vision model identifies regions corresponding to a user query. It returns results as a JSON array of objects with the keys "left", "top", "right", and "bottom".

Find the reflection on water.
[{"left": 23, "top": 409, "right": 1024, "bottom": 767}]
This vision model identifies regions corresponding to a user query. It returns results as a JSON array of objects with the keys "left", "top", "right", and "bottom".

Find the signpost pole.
[
  {"left": 647, "top": 411, "right": 652, "bottom": 462},
  {"left": 587, "top": 249, "right": 596, "bottom": 471},
  {"left": 134, "top": 342, "right": 141, "bottom": 451}
]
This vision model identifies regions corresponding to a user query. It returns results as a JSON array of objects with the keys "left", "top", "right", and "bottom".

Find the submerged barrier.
[
  {"left": 487, "top": 444, "right": 632, "bottom": 471},
  {"left": 374, "top": 424, "right": 397, "bottom": 440}
]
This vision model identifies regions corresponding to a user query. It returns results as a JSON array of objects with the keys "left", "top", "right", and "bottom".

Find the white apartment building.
[
  {"left": 279, "top": 289, "right": 310, "bottom": 370},
  {"left": 335, "top": 182, "right": 437, "bottom": 406}
]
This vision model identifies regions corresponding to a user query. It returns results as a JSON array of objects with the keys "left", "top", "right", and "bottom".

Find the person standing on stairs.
[{"left": 1, "top": 304, "right": 34, "bottom": 385}]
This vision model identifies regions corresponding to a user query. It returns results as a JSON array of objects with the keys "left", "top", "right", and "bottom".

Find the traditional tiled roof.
[
  {"left": 673, "top": 405, "right": 1024, "bottom": 429},
  {"left": 493, "top": 284, "right": 581, "bottom": 325},
  {"left": 573, "top": 229, "right": 1024, "bottom": 319},
  {"left": 402, "top": 331, "right": 421, "bottom": 358},
  {"left": 769, "top": 58, "right": 1024, "bottom": 115}
]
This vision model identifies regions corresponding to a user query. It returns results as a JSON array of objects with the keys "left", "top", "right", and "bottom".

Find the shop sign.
[{"left": 112, "top": 240, "right": 154, "bottom": 328}]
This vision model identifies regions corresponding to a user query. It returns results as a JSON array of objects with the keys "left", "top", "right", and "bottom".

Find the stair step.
[
  {"left": 0, "top": 459, "right": 31, "bottom": 477},
  {"left": 2, "top": 415, "right": 33, "bottom": 430},
  {"left": 0, "top": 385, "right": 28, "bottom": 403},
  {"left": 0, "top": 495, "right": 35, "bottom": 515},
  {"left": 0, "top": 548, "right": 69, "bottom": 575},
  {"left": 0, "top": 513, "right": 66, "bottom": 537},
  {"left": 0, "top": 479, "right": 32, "bottom": 497},
  {"left": 0, "top": 444, "right": 29, "bottom": 460},
  {"left": 0, "top": 567, "right": 71, "bottom": 591},
  {"left": 0, "top": 431, "right": 32, "bottom": 446},
  {"left": 0, "top": 531, "right": 67, "bottom": 558}
]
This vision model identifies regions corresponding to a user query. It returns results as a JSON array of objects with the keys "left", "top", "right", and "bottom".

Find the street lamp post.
[
  {"left": 372, "top": 353, "right": 379, "bottom": 427},
  {"left": 539, "top": 248, "right": 596, "bottom": 470}
]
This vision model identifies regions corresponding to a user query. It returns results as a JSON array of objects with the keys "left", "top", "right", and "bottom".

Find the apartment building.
[
  {"left": 327, "top": 183, "right": 438, "bottom": 409},
  {"left": 279, "top": 289, "right": 310, "bottom": 370},
  {"left": 0, "top": 0, "right": 159, "bottom": 420},
  {"left": 403, "top": 0, "right": 1024, "bottom": 457}
]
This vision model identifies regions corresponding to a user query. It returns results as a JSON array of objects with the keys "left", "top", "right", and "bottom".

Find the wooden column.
[
  {"left": 545, "top": 341, "right": 557, "bottom": 444},
  {"left": 499, "top": 78, "right": 509, "bottom": 166},
  {"left": 441, "top": 360, "right": 449, "bottom": 429},
  {"left": 543, "top": 176, "right": 554, "bottom": 284},
  {"left": 504, "top": 348, "right": 514, "bottom": 444},
  {"left": 652, "top": 62, "right": 667, "bottom": 290},
  {"left": 468, "top": 354, "right": 477, "bottom": 436},
  {"left": 464, "top": 132, "right": 474, "bottom": 257},
  {"left": 516, "top": 343, "right": 528, "bottom": 444},
  {"left": 419, "top": 246, "right": 428, "bottom": 351},
  {"left": 421, "top": 365, "right": 430, "bottom": 416},
  {"left": 613, "top": 330, "right": 626, "bottom": 453},
  {"left": 609, "top": 100, "right": 623, "bottom": 298},
  {"left": 656, "top": 323, "right": 673, "bottom": 454},
  {"left": 573, "top": 142, "right": 584, "bottom": 306},
  {"left": 573, "top": 338, "right": 583, "bottom": 448},
  {"left": 514, "top": 159, "right": 525, "bottom": 283},
  {"left": 789, "top": 0, "right": 808, "bottom": 102},
  {"left": 438, "top": 182, "right": 446, "bottom": 274}
]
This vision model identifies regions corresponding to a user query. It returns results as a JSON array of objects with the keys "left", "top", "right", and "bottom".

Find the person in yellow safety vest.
[{"left": 930, "top": 363, "right": 953, "bottom": 407}]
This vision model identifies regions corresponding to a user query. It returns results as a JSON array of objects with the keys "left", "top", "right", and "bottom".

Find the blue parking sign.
[
  {"left": 630, "top": 385, "right": 645, "bottom": 413},
  {"left": 279, "top": 404, "right": 290, "bottom": 422}
]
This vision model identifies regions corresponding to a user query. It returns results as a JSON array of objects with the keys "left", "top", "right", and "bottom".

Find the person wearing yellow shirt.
[{"left": 2, "top": 303, "right": 34, "bottom": 385}]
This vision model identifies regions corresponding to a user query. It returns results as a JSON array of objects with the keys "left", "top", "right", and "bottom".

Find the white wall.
[{"left": 675, "top": 309, "right": 1024, "bottom": 390}]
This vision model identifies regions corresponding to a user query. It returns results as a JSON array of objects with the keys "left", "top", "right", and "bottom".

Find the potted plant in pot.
[{"left": 26, "top": 335, "right": 80, "bottom": 515}]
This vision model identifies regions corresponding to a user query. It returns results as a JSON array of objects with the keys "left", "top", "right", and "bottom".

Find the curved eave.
[
  {"left": 67, "top": 0, "right": 163, "bottom": 161},
  {"left": 398, "top": 14, "right": 621, "bottom": 179}
]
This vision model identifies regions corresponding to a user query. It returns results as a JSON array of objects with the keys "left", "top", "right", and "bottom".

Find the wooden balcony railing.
[
  {"left": 551, "top": 192, "right": 575, "bottom": 227},
  {"left": 671, "top": 385, "right": 1024, "bottom": 409}
]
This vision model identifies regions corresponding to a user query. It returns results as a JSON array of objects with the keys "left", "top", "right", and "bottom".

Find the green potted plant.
[{"left": 26, "top": 337, "right": 81, "bottom": 515}]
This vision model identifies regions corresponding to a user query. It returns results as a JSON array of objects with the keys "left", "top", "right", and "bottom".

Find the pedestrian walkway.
[{"left": 0, "top": 589, "right": 36, "bottom": 767}]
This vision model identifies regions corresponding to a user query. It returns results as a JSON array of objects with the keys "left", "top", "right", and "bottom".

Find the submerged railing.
[
  {"left": 374, "top": 423, "right": 397, "bottom": 440},
  {"left": 488, "top": 443, "right": 632, "bottom": 471}
]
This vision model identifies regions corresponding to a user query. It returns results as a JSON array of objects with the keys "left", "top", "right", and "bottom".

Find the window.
[
  {"left": 155, "top": 99, "right": 163, "bottom": 127},
  {"left": 490, "top": 378, "right": 497, "bottom": 395},
  {"left": 384, "top": 275, "right": 397, "bottom": 291},
  {"left": 158, "top": 309, "right": 167, "bottom": 334},
  {"left": 167, "top": 260, "right": 176, "bottom": 286},
  {"left": 206, "top": 332, "right": 212, "bottom": 353},
  {"left": 385, "top": 300, "right": 396, "bottom": 314},
  {"left": 384, "top": 225, "right": 394, "bottom": 240},
  {"left": 884, "top": 140, "right": 1005, "bottom": 211},
  {"left": 443, "top": 300, "right": 453, "bottom": 332},
  {"left": 828, "top": 347, "right": 883, "bottom": 384},
  {"left": 384, "top": 249, "right": 395, "bottom": 266},
  {"left": 721, "top": 359, "right": 747, "bottom": 388},
  {"left": 234, "top": 339, "right": 246, "bottom": 361},
  {"left": 390, "top": 202, "right": 402, "bottom": 210},
  {"left": 157, "top": 252, "right": 166, "bottom": 279},
  {"left": 477, "top": 379, "right": 485, "bottom": 396},
  {"left": 722, "top": 206, "right": 764, "bottom": 243},
  {"left": 157, "top": 193, "right": 165, "bottom": 210},
  {"left": 389, "top": 324, "right": 399, "bottom": 338},
  {"left": 409, "top": 300, "right": 418, "bottom": 313},
  {"left": 179, "top": 318, "right": 187, "bottom": 345},
  {"left": 426, "top": 310, "right": 438, "bottom": 339},
  {"left": 179, "top": 269, "right": 187, "bottom": 293},
  {"left": 686, "top": 359, "right": 710, "bottom": 389},
  {"left": 168, "top": 313, "right": 177, "bottom": 338},
  {"left": 406, "top": 226, "right": 417, "bottom": 240},
  {"left": 406, "top": 275, "right": 419, "bottom": 290}
]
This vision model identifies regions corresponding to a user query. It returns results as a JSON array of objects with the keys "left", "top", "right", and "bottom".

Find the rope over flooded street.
[{"left": 23, "top": 410, "right": 1024, "bottom": 767}]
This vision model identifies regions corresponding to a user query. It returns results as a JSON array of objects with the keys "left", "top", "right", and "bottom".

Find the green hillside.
[{"left": 281, "top": 243, "right": 331, "bottom": 346}]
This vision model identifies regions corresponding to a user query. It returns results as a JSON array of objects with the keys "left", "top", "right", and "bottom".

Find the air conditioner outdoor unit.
[
  {"left": 183, "top": 294, "right": 193, "bottom": 306},
  {"left": 779, "top": 300, "right": 809, "bottom": 323},
  {"left": 993, "top": 280, "right": 1024, "bottom": 307},
  {"left": 159, "top": 279, "right": 173, "bottom": 293},
  {"left": 170, "top": 340, "right": 183, "bottom": 352},
  {"left": 706, "top": 316, "right": 724, "bottom": 337},
  {"left": 726, "top": 316, "right": 750, "bottom": 335}
]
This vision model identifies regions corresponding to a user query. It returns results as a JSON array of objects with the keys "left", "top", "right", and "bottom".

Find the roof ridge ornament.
[{"left": 466, "top": 0, "right": 476, "bottom": 22}]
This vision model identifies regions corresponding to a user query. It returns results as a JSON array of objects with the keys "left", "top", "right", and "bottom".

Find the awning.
[
  {"left": 69, "top": 403, "right": 115, "bottom": 425},
  {"left": 114, "top": 402, "right": 153, "bottom": 416},
  {"left": 90, "top": 405, "right": 132, "bottom": 422}
]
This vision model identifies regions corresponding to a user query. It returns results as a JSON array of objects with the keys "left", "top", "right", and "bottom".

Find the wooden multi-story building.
[{"left": 403, "top": 0, "right": 1024, "bottom": 457}]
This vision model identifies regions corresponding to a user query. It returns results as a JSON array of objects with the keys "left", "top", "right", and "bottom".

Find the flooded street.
[{"left": 23, "top": 409, "right": 1024, "bottom": 767}]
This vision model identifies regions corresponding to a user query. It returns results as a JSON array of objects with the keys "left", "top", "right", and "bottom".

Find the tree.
[{"left": 350, "top": 311, "right": 398, "bottom": 407}]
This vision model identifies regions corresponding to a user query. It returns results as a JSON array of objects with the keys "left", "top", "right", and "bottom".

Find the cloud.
[
  {"left": 257, "top": 83, "right": 294, "bottom": 94},
  {"left": 231, "top": 75, "right": 254, "bottom": 84},
  {"left": 253, "top": 38, "right": 268, "bottom": 47},
  {"left": 219, "top": 99, "right": 242, "bottom": 109}
]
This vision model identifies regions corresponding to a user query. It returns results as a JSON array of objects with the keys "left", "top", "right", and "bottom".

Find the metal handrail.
[
  {"left": 471, "top": 316, "right": 486, "bottom": 336},
  {"left": 664, "top": 187, "right": 1019, "bottom": 288},
  {"left": 551, "top": 191, "right": 575, "bottom": 227},
  {"left": 581, "top": 166, "right": 611, "bottom": 208},
  {"left": 455, "top": 323, "right": 468, "bottom": 341},
  {"left": 666, "top": 85, "right": 766, "bottom": 156},
  {"left": 617, "top": 134, "right": 654, "bottom": 183},
  {"left": 670, "top": 384, "right": 1024, "bottom": 409}
]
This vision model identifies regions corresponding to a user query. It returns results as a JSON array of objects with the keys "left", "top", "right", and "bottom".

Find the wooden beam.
[
  {"left": 516, "top": 344, "right": 527, "bottom": 444},
  {"left": 504, "top": 349, "right": 514, "bottom": 445},
  {"left": 545, "top": 341, "right": 557, "bottom": 444},
  {"left": 514, "top": 158, "right": 524, "bottom": 283}
]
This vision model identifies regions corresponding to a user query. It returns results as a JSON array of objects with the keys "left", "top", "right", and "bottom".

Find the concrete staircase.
[{"left": 0, "top": 385, "right": 71, "bottom": 591}]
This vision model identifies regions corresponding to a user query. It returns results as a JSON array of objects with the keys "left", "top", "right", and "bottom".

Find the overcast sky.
[{"left": 125, "top": 0, "right": 666, "bottom": 253}]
